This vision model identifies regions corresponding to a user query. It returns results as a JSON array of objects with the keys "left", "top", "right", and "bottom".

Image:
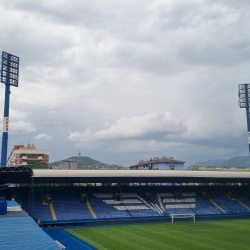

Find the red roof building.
[{"left": 7, "top": 144, "right": 49, "bottom": 167}]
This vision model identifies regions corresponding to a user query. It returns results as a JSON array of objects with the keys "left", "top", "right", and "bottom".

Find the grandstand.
[
  {"left": 1, "top": 167, "right": 250, "bottom": 249},
  {"left": 1, "top": 169, "right": 250, "bottom": 226},
  {"left": 6, "top": 184, "right": 250, "bottom": 226}
]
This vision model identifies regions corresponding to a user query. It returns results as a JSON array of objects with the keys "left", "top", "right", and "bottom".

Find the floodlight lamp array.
[
  {"left": 238, "top": 84, "right": 250, "bottom": 108},
  {"left": 0, "top": 51, "right": 19, "bottom": 87}
]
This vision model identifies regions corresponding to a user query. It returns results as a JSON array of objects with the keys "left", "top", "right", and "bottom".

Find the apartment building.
[{"left": 7, "top": 144, "right": 49, "bottom": 167}]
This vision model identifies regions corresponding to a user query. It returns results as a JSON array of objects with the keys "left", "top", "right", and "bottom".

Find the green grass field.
[{"left": 66, "top": 220, "right": 250, "bottom": 250}]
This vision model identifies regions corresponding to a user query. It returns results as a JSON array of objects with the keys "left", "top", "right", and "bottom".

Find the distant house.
[
  {"left": 59, "top": 159, "right": 77, "bottom": 169},
  {"left": 7, "top": 144, "right": 49, "bottom": 167},
  {"left": 129, "top": 157, "right": 185, "bottom": 170}
]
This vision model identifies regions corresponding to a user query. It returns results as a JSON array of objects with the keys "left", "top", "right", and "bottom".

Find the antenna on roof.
[{"left": 77, "top": 149, "right": 81, "bottom": 156}]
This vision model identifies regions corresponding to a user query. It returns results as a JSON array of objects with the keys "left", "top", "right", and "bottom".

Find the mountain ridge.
[
  {"left": 187, "top": 156, "right": 250, "bottom": 169},
  {"left": 50, "top": 156, "right": 128, "bottom": 170}
]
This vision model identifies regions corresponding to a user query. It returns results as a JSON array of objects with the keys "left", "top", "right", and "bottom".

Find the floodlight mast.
[
  {"left": 0, "top": 51, "right": 19, "bottom": 167},
  {"left": 246, "top": 107, "right": 250, "bottom": 157},
  {"left": 238, "top": 84, "right": 250, "bottom": 157},
  {"left": 1, "top": 84, "right": 10, "bottom": 166}
]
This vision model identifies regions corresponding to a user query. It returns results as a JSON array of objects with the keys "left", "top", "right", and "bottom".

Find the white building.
[{"left": 130, "top": 157, "right": 185, "bottom": 170}]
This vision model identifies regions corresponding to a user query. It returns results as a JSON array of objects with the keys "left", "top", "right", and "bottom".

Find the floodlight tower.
[
  {"left": 0, "top": 52, "right": 19, "bottom": 166},
  {"left": 238, "top": 84, "right": 250, "bottom": 157}
]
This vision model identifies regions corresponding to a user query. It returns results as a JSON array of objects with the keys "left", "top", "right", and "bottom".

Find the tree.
[{"left": 29, "top": 161, "right": 49, "bottom": 169}]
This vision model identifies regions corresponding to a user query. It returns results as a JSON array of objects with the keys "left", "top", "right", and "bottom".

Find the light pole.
[
  {"left": 238, "top": 84, "right": 250, "bottom": 157},
  {"left": 0, "top": 52, "right": 19, "bottom": 166}
]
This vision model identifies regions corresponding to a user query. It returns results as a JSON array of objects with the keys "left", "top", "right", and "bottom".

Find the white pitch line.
[
  {"left": 61, "top": 231, "right": 94, "bottom": 250},
  {"left": 61, "top": 230, "right": 93, "bottom": 250},
  {"left": 68, "top": 229, "right": 108, "bottom": 250}
]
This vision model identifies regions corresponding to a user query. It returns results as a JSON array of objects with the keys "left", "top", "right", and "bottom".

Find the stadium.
[
  {"left": 1, "top": 12, "right": 250, "bottom": 249},
  {"left": 1, "top": 167, "right": 250, "bottom": 249}
]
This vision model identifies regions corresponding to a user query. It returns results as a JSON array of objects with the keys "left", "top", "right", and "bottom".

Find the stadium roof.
[
  {"left": 193, "top": 166, "right": 250, "bottom": 171},
  {"left": 1, "top": 168, "right": 250, "bottom": 184},
  {"left": 0, "top": 166, "right": 33, "bottom": 184},
  {"left": 30, "top": 169, "right": 250, "bottom": 183}
]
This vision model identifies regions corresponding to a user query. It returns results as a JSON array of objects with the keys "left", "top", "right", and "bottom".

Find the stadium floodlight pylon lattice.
[
  {"left": 238, "top": 84, "right": 250, "bottom": 158},
  {"left": 169, "top": 213, "right": 195, "bottom": 224},
  {"left": 0, "top": 52, "right": 19, "bottom": 167}
]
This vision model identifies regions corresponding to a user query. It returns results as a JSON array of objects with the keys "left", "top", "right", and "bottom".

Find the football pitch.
[{"left": 66, "top": 220, "right": 250, "bottom": 250}]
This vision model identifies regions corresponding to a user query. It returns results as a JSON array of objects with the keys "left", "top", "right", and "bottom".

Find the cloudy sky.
[{"left": 0, "top": 0, "right": 249, "bottom": 167}]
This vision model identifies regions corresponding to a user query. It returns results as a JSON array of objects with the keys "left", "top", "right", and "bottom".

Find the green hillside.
[
  {"left": 187, "top": 156, "right": 250, "bottom": 169},
  {"left": 50, "top": 156, "right": 127, "bottom": 170}
]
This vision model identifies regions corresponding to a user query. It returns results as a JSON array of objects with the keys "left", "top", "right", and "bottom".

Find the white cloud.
[
  {"left": 68, "top": 112, "right": 186, "bottom": 142},
  {"left": 9, "top": 120, "right": 36, "bottom": 133},
  {"left": 0, "top": 109, "right": 30, "bottom": 123},
  {"left": 0, "top": 110, "right": 36, "bottom": 134},
  {"left": 68, "top": 109, "right": 245, "bottom": 145},
  {"left": 35, "top": 133, "right": 53, "bottom": 140},
  {"left": 9, "top": 109, "right": 30, "bottom": 121}
]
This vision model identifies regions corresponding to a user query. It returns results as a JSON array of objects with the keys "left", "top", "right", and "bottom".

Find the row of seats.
[
  {"left": 163, "top": 198, "right": 196, "bottom": 203},
  {"left": 5, "top": 187, "right": 250, "bottom": 222},
  {"left": 156, "top": 192, "right": 196, "bottom": 215}
]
